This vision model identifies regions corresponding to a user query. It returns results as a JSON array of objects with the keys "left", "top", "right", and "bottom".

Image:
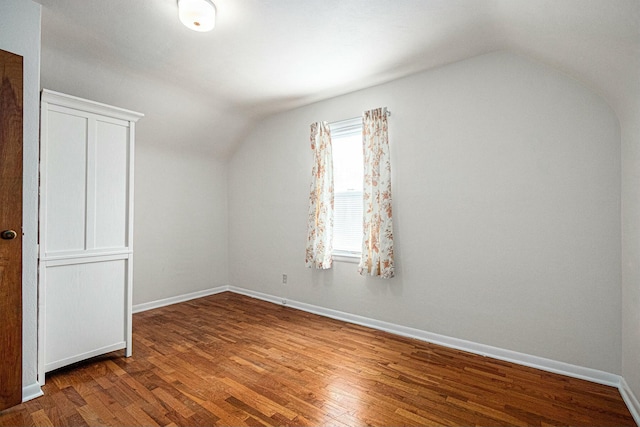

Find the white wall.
[
  {"left": 0, "top": 0, "right": 41, "bottom": 397},
  {"left": 228, "top": 51, "right": 622, "bottom": 374},
  {"left": 133, "top": 144, "right": 229, "bottom": 304},
  {"left": 622, "top": 104, "right": 640, "bottom": 401}
]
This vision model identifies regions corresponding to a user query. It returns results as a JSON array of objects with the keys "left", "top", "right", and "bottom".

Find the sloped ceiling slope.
[{"left": 35, "top": 0, "right": 639, "bottom": 157}]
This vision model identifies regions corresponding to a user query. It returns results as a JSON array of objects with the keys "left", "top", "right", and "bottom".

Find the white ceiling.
[{"left": 35, "top": 0, "right": 639, "bottom": 157}]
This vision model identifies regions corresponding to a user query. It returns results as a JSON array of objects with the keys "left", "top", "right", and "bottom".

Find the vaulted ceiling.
[{"left": 35, "top": 0, "right": 639, "bottom": 157}]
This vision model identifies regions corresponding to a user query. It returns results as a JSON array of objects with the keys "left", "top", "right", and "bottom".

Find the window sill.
[{"left": 333, "top": 252, "right": 360, "bottom": 264}]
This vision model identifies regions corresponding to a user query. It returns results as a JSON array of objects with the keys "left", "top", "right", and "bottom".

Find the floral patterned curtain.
[
  {"left": 359, "top": 108, "right": 394, "bottom": 278},
  {"left": 305, "top": 121, "right": 334, "bottom": 269}
]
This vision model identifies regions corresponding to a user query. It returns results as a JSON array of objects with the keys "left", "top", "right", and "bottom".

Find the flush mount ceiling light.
[{"left": 178, "top": 0, "right": 216, "bottom": 32}]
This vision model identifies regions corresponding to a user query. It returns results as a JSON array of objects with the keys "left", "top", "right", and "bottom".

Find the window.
[{"left": 330, "top": 118, "right": 363, "bottom": 258}]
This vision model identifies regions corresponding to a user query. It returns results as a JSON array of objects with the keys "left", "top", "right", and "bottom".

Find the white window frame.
[{"left": 330, "top": 117, "right": 362, "bottom": 263}]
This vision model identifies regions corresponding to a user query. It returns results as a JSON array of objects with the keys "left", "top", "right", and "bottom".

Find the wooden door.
[{"left": 0, "top": 48, "right": 23, "bottom": 411}]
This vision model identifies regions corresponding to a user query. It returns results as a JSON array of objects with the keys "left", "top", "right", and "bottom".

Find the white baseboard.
[
  {"left": 22, "top": 382, "right": 43, "bottom": 402},
  {"left": 230, "top": 286, "right": 281, "bottom": 306},
  {"left": 228, "top": 286, "right": 620, "bottom": 387},
  {"left": 132, "top": 286, "right": 228, "bottom": 313},
  {"left": 620, "top": 377, "right": 640, "bottom": 425}
]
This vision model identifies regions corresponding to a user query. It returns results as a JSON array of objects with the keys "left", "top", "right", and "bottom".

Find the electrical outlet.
[{"left": 282, "top": 274, "right": 287, "bottom": 284}]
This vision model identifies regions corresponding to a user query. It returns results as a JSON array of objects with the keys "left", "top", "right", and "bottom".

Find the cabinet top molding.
[{"left": 41, "top": 89, "right": 144, "bottom": 123}]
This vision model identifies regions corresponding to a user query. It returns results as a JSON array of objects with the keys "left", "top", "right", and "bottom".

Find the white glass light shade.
[{"left": 178, "top": 0, "right": 216, "bottom": 32}]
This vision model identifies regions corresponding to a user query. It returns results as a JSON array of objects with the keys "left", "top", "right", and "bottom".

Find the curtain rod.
[
  {"left": 330, "top": 109, "right": 391, "bottom": 127},
  {"left": 352, "top": 107, "right": 391, "bottom": 120}
]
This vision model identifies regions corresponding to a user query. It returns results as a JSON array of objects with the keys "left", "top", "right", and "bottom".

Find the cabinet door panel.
[
  {"left": 94, "top": 120, "right": 129, "bottom": 249},
  {"left": 45, "top": 111, "right": 87, "bottom": 253},
  {"left": 44, "top": 260, "right": 126, "bottom": 371}
]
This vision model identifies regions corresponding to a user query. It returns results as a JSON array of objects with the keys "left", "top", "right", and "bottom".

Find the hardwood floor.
[{"left": 1, "top": 292, "right": 635, "bottom": 426}]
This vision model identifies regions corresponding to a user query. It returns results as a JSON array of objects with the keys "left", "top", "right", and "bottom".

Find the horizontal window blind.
[
  {"left": 333, "top": 190, "right": 363, "bottom": 253},
  {"left": 330, "top": 118, "right": 363, "bottom": 255}
]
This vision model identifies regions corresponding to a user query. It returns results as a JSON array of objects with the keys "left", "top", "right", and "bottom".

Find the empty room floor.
[{"left": 0, "top": 292, "right": 635, "bottom": 426}]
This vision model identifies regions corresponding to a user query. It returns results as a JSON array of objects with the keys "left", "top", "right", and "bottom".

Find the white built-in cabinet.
[{"left": 38, "top": 90, "right": 143, "bottom": 382}]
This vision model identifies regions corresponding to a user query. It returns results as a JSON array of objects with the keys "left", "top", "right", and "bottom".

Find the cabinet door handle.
[{"left": 0, "top": 230, "right": 17, "bottom": 240}]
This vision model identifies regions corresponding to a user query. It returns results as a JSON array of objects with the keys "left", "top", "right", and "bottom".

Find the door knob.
[{"left": 0, "top": 230, "right": 17, "bottom": 240}]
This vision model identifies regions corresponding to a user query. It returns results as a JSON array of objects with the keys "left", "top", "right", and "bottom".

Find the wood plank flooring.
[{"left": 1, "top": 292, "right": 635, "bottom": 426}]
